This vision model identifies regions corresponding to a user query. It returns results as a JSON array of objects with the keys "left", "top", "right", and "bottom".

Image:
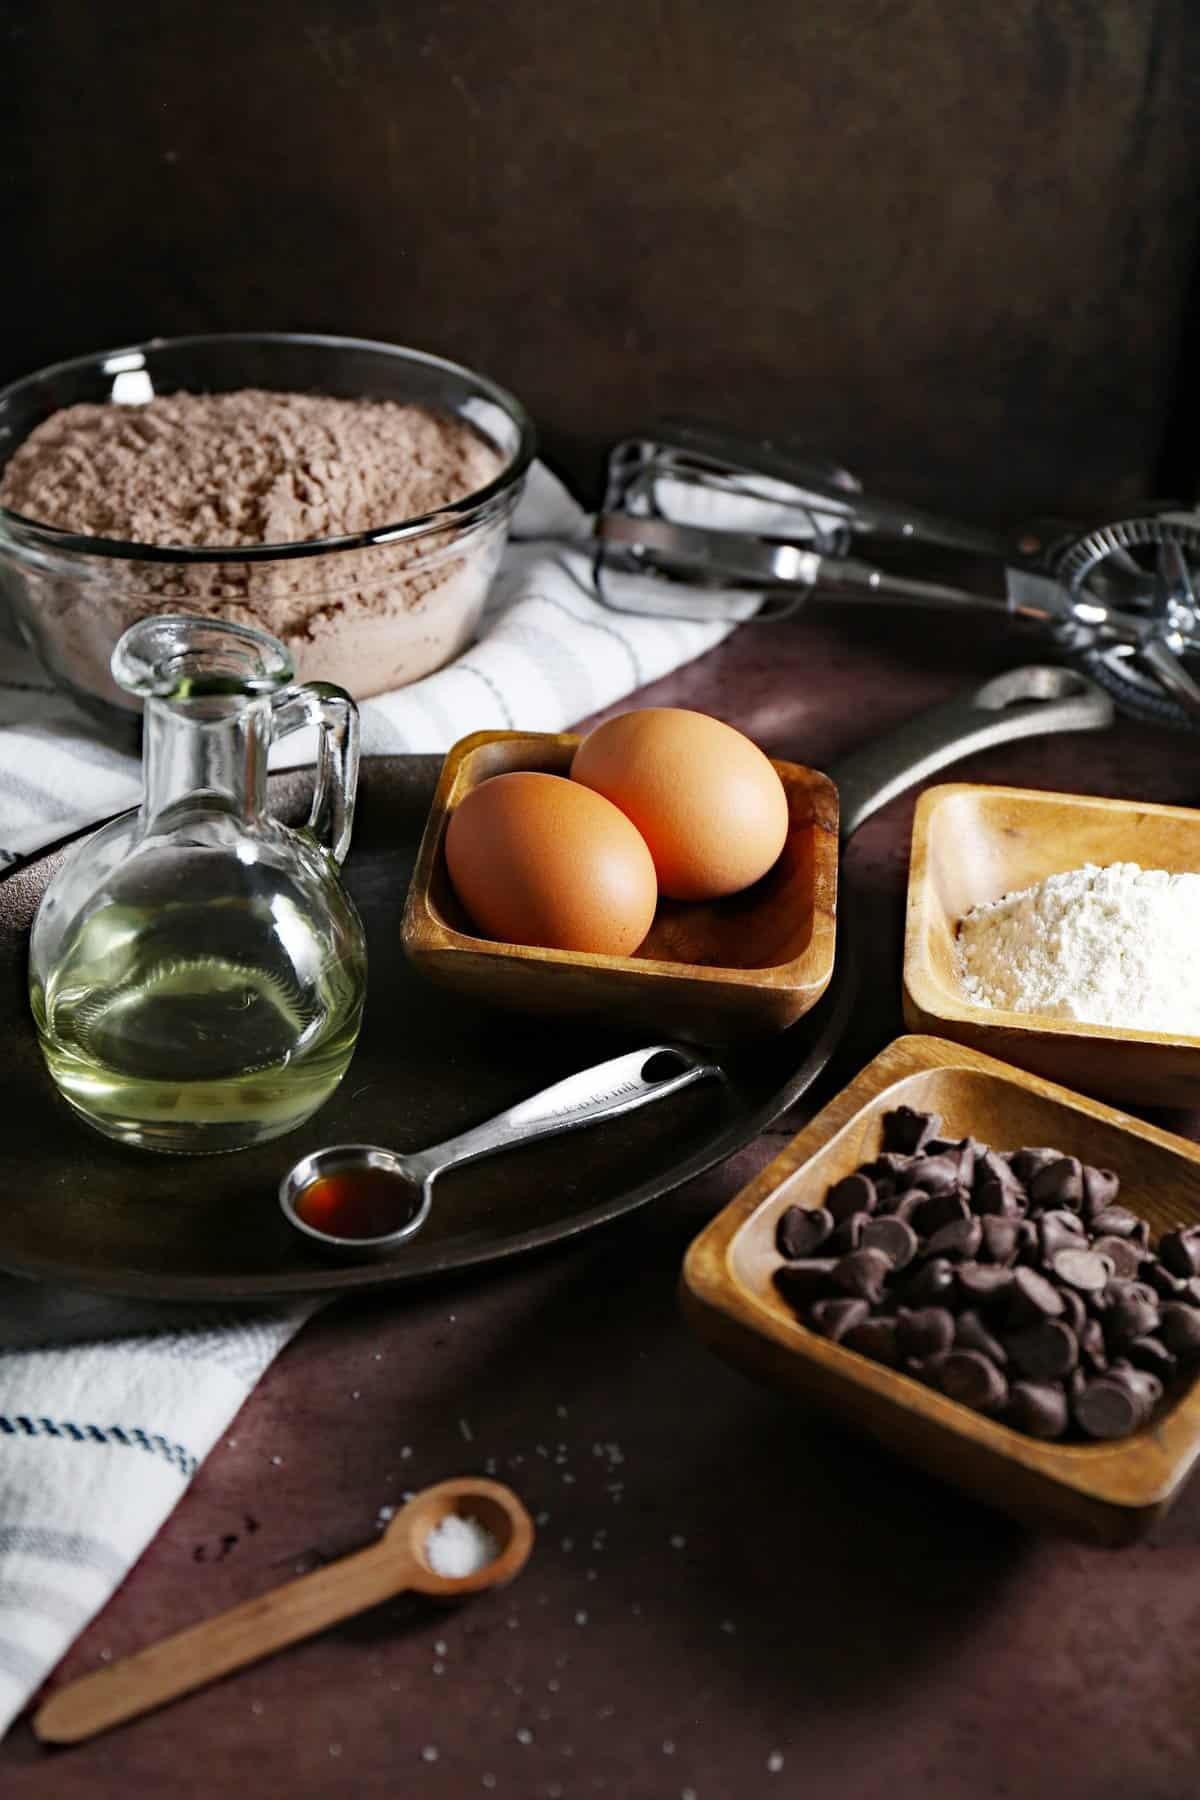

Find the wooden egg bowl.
[
  {"left": 401, "top": 730, "right": 838, "bottom": 1046},
  {"left": 682, "top": 1034, "right": 1200, "bottom": 1545},
  {"left": 903, "top": 783, "right": 1200, "bottom": 1106}
]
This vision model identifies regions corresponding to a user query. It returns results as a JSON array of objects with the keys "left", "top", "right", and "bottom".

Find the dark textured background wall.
[{"left": 3, "top": 1, "right": 1198, "bottom": 517}]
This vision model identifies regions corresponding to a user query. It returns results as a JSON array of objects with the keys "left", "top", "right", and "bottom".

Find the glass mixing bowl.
[{"left": 0, "top": 333, "right": 535, "bottom": 729}]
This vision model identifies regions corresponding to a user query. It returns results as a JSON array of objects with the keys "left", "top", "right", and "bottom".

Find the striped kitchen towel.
[
  {"left": 0, "top": 457, "right": 803, "bottom": 1734},
  {"left": 0, "top": 460, "right": 767, "bottom": 864}
]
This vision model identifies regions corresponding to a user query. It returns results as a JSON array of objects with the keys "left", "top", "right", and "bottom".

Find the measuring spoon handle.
[
  {"left": 34, "top": 1540, "right": 410, "bottom": 1745},
  {"left": 411, "top": 1044, "right": 721, "bottom": 1182}
]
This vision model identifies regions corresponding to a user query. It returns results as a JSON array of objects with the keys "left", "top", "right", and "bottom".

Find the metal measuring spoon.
[
  {"left": 279, "top": 1043, "right": 723, "bottom": 1256},
  {"left": 35, "top": 1477, "right": 533, "bottom": 1744}
]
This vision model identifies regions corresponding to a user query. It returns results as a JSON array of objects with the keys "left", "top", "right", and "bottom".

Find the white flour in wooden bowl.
[
  {"left": 0, "top": 389, "right": 506, "bottom": 701},
  {"left": 956, "top": 861, "right": 1200, "bottom": 1035}
]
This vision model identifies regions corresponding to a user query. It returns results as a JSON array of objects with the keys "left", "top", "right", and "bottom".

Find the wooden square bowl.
[
  {"left": 682, "top": 1035, "right": 1200, "bottom": 1545},
  {"left": 903, "top": 782, "right": 1200, "bottom": 1107},
  {"left": 401, "top": 730, "right": 838, "bottom": 1046}
]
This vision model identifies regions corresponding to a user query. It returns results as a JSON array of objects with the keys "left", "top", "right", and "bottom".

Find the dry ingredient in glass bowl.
[
  {"left": 956, "top": 862, "right": 1200, "bottom": 1035},
  {"left": 0, "top": 387, "right": 505, "bottom": 703}
]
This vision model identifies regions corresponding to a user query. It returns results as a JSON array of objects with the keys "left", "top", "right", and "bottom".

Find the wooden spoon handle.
[{"left": 35, "top": 1541, "right": 412, "bottom": 1745}]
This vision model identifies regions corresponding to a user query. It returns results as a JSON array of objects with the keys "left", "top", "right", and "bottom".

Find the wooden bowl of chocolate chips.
[{"left": 682, "top": 1033, "right": 1200, "bottom": 1545}]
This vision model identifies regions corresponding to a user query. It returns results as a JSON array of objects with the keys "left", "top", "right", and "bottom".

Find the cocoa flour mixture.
[{"left": 0, "top": 390, "right": 507, "bottom": 700}]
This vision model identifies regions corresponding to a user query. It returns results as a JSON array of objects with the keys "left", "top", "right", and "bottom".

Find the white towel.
[{"left": 0, "top": 458, "right": 778, "bottom": 1737}]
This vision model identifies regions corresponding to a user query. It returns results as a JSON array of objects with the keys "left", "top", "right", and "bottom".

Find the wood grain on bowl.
[
  {"left": 401, "top": 730, "right": 838, "bottom": 1045},
  {"left": 682, "top": 1034, "right": 1200, "bottom": 1545}
]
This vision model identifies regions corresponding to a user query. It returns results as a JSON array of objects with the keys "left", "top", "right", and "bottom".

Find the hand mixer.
[{"left": 592, "top": 421, "right": 1200, "bottom": 731}]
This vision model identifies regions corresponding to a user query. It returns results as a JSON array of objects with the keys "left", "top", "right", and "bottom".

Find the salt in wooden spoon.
[{"left": 34, "top": 1476, "right": 533, "bottom": 1745}]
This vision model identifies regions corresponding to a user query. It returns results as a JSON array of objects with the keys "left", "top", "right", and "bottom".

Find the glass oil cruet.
[{"left": 28, "top": 614, "right": 368, "bottom": 1154}]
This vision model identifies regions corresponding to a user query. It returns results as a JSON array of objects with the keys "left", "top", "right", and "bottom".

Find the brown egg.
[
  {"left": 444, "top": 771, "right": 658, "bottom": 956},
  {"left": 571, "top": 708, "right": 789, "bottom": 901}
]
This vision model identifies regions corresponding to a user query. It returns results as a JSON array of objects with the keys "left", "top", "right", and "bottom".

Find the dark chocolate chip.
[
  {"left": 1161, "top": 1302, "right": 1200, "bottom": 1360},
  {"left": 1006, "top": 1320, "right": 1079, "bottom": 1380},
  {"left": 874, "top": 1153, "right": 918, "bottom": 1188},
  {"left": 980, "top": 1217, "right": 1021, "bottom": 1266},
  {"left": 956, "top": 1263, "right": 1016, "bottom": 1308},
  {"left": 1008, "top": 1381, "right": 1069, "bottom": 1440},
  {"left": 910, "top": 1190, "right": 971, "bottom": 1236},
  {"left": 826, "top": 1172, "right": 878, "bottom": 1223},
  {"left": 1078, "top": 1317, "right": 1109, "bottom": 1372},
  {"left": 860, "top": 1215, "right": 919, "bottom": 1270},
  {"left": 1030, "top": 1156, "right": 1084, "bottom": 1212},
  {"left": 975, "top": 1176, "right": 1024, "bottom": 1218},
  {"left": 936, "top": 1350, "right": 1009, "bottom": 1414},
  {"left": 907, "top": 1155, "right": 964, "bottom": 1198},
  {"left": 1142, "top": 1260, "right": 1188, "bottom": 1301},
  {"left": 776, "top": 1205, "right": 834, "bottom": 1260},
  {"left": 773, "top": 1260, "right": 838, "bottom": 1311},
  {"left": 896, "top": 1307, "right": 956, "bottom": 1359},
  {"left": 1126, "top": 1336, "right": 1176, "bottom": 1380},
  {"left": 833, "top": 1248, "right": 893, "bottom": 1304},
  {"left": 808, "top": 1297, "right": 872, "bottom": 1342},
  {"left": 901, "top": 1257, "right": 958, "bottom": 1307},
  {"left": 1160, "top": 1226, "right": 1200, "bottom": 1280},
  {"left": 922, "top": 1217, "right": 983, "bottom": 1262},
  {"left": 1090, "top": 1236, "right": 1142, "bottom": 1280},
  {"left": 882, "top": 1106, "right": 942, "bottom": 1155},
  {"left": 1010, "top": 1147, "right": 1062, "bottom": 1186},
  {"left": 1108, "top": 1362, "right": 1163, "bottom": 1412},
  {"left": 1103, "top": 1292, "right": 1160, "bottom": 1350},
  {"left": 1055, "top": 1288, "right": 1088, "bottom": 1336},
  {"left": 1074, "top": 1376, "right": 1144, "bottom": 1440},
  {"left": 1081, "top": 1166, "right": 1121, "bottom": 1219},
  {"left": 922, "top": 1137, "right": 962, "bottom": 1158},
  {"left": 829, "top": 1211, "right": 870, "bottom": 1255},
  {"left": 1014, "top": 1219, "right": 1042, "bottom": 1262},
  {"left": 841, "top": 1317, "right": 901, "bottom": 1367},
  {"left": 1052, "top": 1248, "right": 1113, "bottom": 1293},
  {"left": 1039, "top": 1211, "right": 1086, "bottom": 1263},
  {"left": 1091, "top": 1206, "right": 1142, "bottom": 1240},
  {"left": 954, "top": 1310, "right": 1008, "bottom": 1365},
  {"left": 1008, "top": 1266, "right": 1066, "bottom": 1326}
]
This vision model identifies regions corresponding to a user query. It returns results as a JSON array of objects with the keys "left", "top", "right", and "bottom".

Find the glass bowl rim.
[{"left": 0, "top": 330, "right": 537, "bottom": 565}]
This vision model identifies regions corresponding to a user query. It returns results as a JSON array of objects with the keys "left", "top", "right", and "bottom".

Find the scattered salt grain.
[
  {"left": 536, "top": 1511, "right": 550, "bottom": 1526},
  {"left": 459, "top": 1418, "right": 474, "bottom": 1442},
  {"left": 250, "top": 1701, "right": 264, "bottom": 1717},
  {"left": 548, "top": 1679, "right": 560, "bottom": 1692},
  {"left": 662, "top": 1740, "right": 675, "bottom": 1755},
  {"left": 434, "top": 1640, "right": 448, "bottom": 1656},
  {"left": 682, "top": 1788, "right": 698, "bottom": 1800},
  {"left": 351, "top": 1390, "right": 361, "bottom": 1400},
  {"left": 270, "top": 1455, "right": 283, "bottom": 1467},
  {"left": 400, "top": 1445, "right": 413, "bottom": 1460},
  {"left": 422, "top": 1745, "right": 439, "bottom": 1762},
  {"left": 375, "top": 1504, "right": 396, "bottom": 1529},
  {"left": 767, "top": 1751, "right": 784, "bottom": 1773},
  {"left": 98, "top": 1649, "right": 112, "bottom": 1662},
  {"left": 670, "top": 1535, "right": 686, "bottom": 1550},
  {"left": 720, "top": 1619, "right": 736, "bottom": 1634},
  {"left": 329, "top": 1744, "right": 342, "bottom": 1758},
  {"left": 517, "top": 1727, "right": 534, "bottom": 1745},
  {"left": 556, "top": 1404, "right": 569, "bottom": 1418},
  {"left": 482, "top": 1777, "right": 496, "bottom": 1791},
  {"left": 432, "top": 1662, "right": 445, "bottom": 1676},
  {"left": 424, "top": 1512, "right": 499, "bottom": 1577},
  {"left": 575, "top": 1610, "right": 588, "bottom": 1625}
]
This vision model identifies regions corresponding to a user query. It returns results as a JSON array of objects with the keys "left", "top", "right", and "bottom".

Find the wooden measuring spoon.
[{"left": 34, "top": 1477, "right": 533, "bottom": 1746}]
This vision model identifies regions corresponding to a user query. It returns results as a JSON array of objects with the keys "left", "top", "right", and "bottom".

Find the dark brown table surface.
[{"left": 6, "top": 600, "right": 1200, "bottom": 1799}]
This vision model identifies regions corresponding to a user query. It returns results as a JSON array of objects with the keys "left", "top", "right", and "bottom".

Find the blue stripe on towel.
[{"left": 0, "top": 1415, "right": 197, "bottom": 1478}]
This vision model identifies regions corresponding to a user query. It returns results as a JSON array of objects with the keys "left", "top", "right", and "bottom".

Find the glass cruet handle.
[{"left": 269, "top": 682, "right": 361, "bottom": 866}]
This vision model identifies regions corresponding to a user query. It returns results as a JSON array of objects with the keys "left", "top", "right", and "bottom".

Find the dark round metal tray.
[{"left": 0, "top": 756, "right": 852, "bottom": 1300}]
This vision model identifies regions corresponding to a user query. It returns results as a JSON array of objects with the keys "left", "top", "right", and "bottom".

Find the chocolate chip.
[
  {"left": 808, "top": 1297, "right": 872, "bottom": 1342},
  {"left": 1161, "top": 1302, "right": 1200, "bottom": 1360},
  {"left": 829, "top": 1210, "right": 870, "bottom": 1254},
  {"left": 1008, "top": 1266, "right": 1066, "bottom": 1326},
  {"left": 1109, "top": 1363, "right": 1163, "bottom": 1413},
  {"left": 773, "top": 1260, "right": 838, "bottom": 1310},
  {"left": 1055, "top": 1288, "right": 1088, "bottom": 1335},
  {"left": 1074, "top": 1377, "right": 1144, "bottom": 1440},
  {"left": 922, "top": 1137, "right": 962, "bottom": 1158},
  {"left": 1030, "top": 1156, "right": 1084, "bottom": 1212},
  {"left": 907, "top": 1156, "right": 964, "bottom": 1198},
  {"left": 896, "top": 1307, "right": 956, "bottom": 1359},
  {"left": 901, "top": 1257, "right": 958, "bottom": 1307},
  {"left": 882, "top": 1106, "right": 942, "bottom": 1155},
  {"left": 826, "top": 1172, "right": 878, "bottom": 1223},
  {"left": 1142, "top": 1261, "right": 1188, "bottom": 1301},
  {"left": 1091, "top": 1206, "right": 1141, "bottom": 1240},
  {"left": 1090, "top": 1235, "right": 1142, "bottom": 1280},
  {"left": 1078, "top": 1317, "right": 1109, "bottom": 1372},
  {"left": 936, "top": 1350, "right": 1009, "bottom": 1414},
  {"left": 1006, "top": 1320, "right": 1078, "bottom": 1380},
  {"left": 922, "top": 1217, "right": 983, "bottom": 1262},
  {"left": 975, "top": 1176, "right": 1024, "bottom": 1218},
  {"left": 1103, "top": 1292, "right": 1160, "bottom": 1351},
  {"left": 860, "top": 1215, "right": 919, "bottom": 1270},
  {"left": 841, "top": 1317, "right": 901, "bottom": 1367},
  {"left": 833, "top": 1248, "right": 893, "bottom": 1304},
  {"left": 874, "top": 1153, "right": 918, "bottom": 1188},
  {"left": 1126, "top": 1336, "right": 1176, "bottom": 1380},
  {"left": 910, "top": 1190, "right": 971, "bottom": 1236},
  {"left": 1052, "top": 1248, "right": 1113, "bottom": 1293},
  {"left": 1159, "top": 1226, "right": 1200, "bottom": 1279},
  {"left": 1010, "top": 1147, "right": 1061, "bottom": 1186},
  {"left": 776, "top": 1205, "right": 834, "bottom": 1260},
  {"left": 954, "top": 1310, "right": 1008, "bottom": 1364},
  {"left": 1081, "top": 1166, "right": 1121, "bottom": 1219},
  {"left": 1039, "top": 1211, "right": 1086, "bottom": 1263},
  {"left": 980, "top": 1217, "right": 1021, "bottom": 1266},
  {"left": 957, "top": 1263, "right": 1016, "bottom": 1308},
  {"left": 1008, "top": 1382, "right": 1069, "bottom": 1440}
]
